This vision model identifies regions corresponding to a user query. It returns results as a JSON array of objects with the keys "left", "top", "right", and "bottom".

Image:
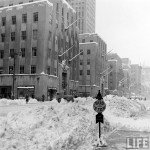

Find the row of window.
[
  {"left": 81, "top": 39, "right": 93, "bottom": 43},
  {"left": 80, "top": 70, "right": 90, "bottom": 75},
  {"left": 8, "top": 65, "right": 36, "bottom": 74},
  {"left": 1, "top": 12, "right": 38, "bottom": 26},
  {"left": 0, "top": 65, "right": 57, "bottom": 75},
  {"left": 0, "top": 47, "right": 37, "bottom": 59},
  {"left": 80, "top": 59, "right": 90, "bottom": 65},
  {"left": 1, "top": 29, "right": 38, "bottom": 42},
  {"left": 80, "top": 49, "right": 91, "bottom": 55}
]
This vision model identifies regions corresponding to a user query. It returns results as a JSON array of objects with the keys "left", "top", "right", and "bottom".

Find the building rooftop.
[{"left": 0, "top": 0, "right": 53, "bottom": 11}]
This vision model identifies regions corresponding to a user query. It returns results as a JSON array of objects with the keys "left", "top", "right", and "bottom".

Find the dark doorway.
[
  {"left": 0, "top": 86, "right": 11, "bottom": 99},
  {"left": 48, "top": 88, "right": 57, "bottom": 101},
  {"left": 62, "top": 72, "right": 67, "bottom": 94}
]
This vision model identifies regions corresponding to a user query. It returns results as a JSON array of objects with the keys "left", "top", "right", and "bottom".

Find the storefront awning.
[{"left": 17, "top": 86, "right": 34, "bottom": 89}]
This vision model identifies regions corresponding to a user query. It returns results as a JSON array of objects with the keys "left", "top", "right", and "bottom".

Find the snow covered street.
[{"left": 0, "top": 96, "right": 149, "bottom": 150}]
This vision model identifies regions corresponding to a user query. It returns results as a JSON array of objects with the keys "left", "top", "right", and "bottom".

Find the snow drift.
[{"left": 0, "top": 96, "right": 147, "bottom": 150}]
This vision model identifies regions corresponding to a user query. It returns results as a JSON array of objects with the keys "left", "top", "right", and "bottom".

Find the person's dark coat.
[
  {"left": 95, "top": 90, "right": 103, "bottom": 100},
  {"left": 25, "top": 95, "right": 29, "bottom": 103}
]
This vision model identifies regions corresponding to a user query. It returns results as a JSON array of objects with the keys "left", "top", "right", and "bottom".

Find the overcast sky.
[{"left": 96, "top": 0, "right": 150, "bottom": 66}]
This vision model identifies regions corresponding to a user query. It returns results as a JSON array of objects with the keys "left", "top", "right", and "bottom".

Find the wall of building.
[
  {"left": 0, "top": 74, "right": 58, "bottom": 99},
  {"left": 66, "top": 0, "right": 95, "bottom": 34},
  {"left": 0, "top": 0, "right": 80, "bottom": 98}
]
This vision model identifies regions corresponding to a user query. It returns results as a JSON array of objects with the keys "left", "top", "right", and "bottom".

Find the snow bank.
[
  {"left": 0, "top": 97, "right": 112, "bottom": 150},
  {"left": 104, "top": 95, "right": 146, "bottom": 118},
  {"left": 0, "top": 96, "right": 148, "bottom": 149},
  {"left": 0, "top": 98, "right": 38, "bottom": 106}
]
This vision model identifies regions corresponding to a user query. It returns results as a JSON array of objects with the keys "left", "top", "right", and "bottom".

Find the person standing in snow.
[
  {"left": 95, "top": 90, "right": 103, "bottom": 100},
  {"left": 25, "top": 94, "right": 29, "bottom": 104}
]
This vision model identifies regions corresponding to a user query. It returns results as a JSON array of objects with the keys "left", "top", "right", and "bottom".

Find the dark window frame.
[
  {"left": 20, "top": 65, "right": 24, "bottom": 74},
  {"left": 2, "top": 17, "right": 6, "bottom": 26},
  {"left": 22, "top": 13, "right": 27, "bottom": 23},
  {"left": 11, "top": 32, "right": 15, "bottom": 41},
  {"left": 33, "top": 12, "right": 38, "bottom": 22},
  {"left": 32, "top": 47, "right": 37, "bottom": 56},
  {"left": 21, "top": 31, "right": 26, "bottom": 40},
  {"left": 12, "top": 16, "right": 16, "bottom": 25},
  {"left": 21, "top": 48, "right": 25, "bottom": 57},
  {"left": 31, "top": 65, "right": 36, "bottom": 74}
]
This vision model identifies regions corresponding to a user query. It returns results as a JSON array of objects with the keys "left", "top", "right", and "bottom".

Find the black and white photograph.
[{"left": 0, "top": 0, "right": 150, "bottom": 149}]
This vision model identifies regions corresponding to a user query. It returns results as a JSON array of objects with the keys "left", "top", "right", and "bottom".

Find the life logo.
[{"left": 126, "top": 137, "right": 149, "bottom": 149}]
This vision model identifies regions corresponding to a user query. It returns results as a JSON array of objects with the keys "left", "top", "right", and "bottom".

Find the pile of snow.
[
  {"left": 0, "top": 96, "right": 148, "bottom": 149},
  {"left": 0, "top": 98, "right": 38, "bottom": 106},
  {"left": 104, "top": 95, "right": 146, "bottom": 118},
  {"left": 0, "top": 97, "right": 112, "bottom": 150}
]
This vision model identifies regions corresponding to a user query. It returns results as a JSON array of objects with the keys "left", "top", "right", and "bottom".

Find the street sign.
[
  {"left": 96, "top": 113, "right": 104, "bottom": 124},
  {"left": 93, "top": 100, "right": 106, "bottom": 113}
]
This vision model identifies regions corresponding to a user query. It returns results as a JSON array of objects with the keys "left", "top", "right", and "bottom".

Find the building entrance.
[
  {"left": 0, "top": 86, "right": 11, "bottom": 99},
  {"left": 62, "top": 72, "right": 67, "bottom": 95},
  {"left": 47, "top": 88, "right": 57, "bottom": 101}
]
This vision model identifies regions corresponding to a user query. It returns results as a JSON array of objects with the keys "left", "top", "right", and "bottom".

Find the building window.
[
  {"left": 48, "top": 48, "right": 51, "bottom": 57},
  {"left": 20, "top": 65, "right": 24, "bottom": 74},
  {"left": 12, "top": 16, "right": 16, "bottom": 25},
  {"left": 48, "top": 31, "right": 52, "bottom": 41},
  {"left": 29, "top": 0, "right": 33, "bottom": 2},
  {"left": 33, "top": 12, "right": 38, "bottom": 22},
  {"left": 33, "top": 29, "right": 38, "bottom": 40},
  {"left": 87, "top": 49, "right": 91, "bottom": 54},
  {"left": 0, "top": 67, "right": 3, "bottom": 74},
  {"left": 9, "top": 66, "right": 13, "bottom": 74},
  {"left": 1, "top": 33, "right": 5, "bottom": 42},
  {"left": 87, "top": 70, "right": 90, "bottom": 75},
  {"left": 47, "top": 67, "right": 50, "bottom": 75},
  {"left": 21, "top": 31, "right": 26, "bottom": 40},
  {"left": 82, "top": 39, "right": 85, "bottom": 43},
  {"left": 21, "top": 48, "right": 25, "bottom": 57},
  {"left": 32, "top": 47, "right": 37, "bottom": 56},
  {"left": 80, "top": 60, "right": 83, "bottom": 65},
  {"left": 62, "top": 8, "right": 64, "bottom": 16},
  {"left": 9, "top": 3, "right": 13, "bottom": 6},
  {"left": 2, "top": 17, "right": 6, "bottom": 26},
  {"left": 80, "top": 49, "right": 83, "bottom": 55},
  {"left": 56, "top": 3, "right": 59, "bottom": 12},
  {"left": 22, "top": 14, "right": 27, "bottom": 23},
  {"left": 19, "top": 2, "right": 23, "bottom": 4},
  {"left": 31, "top": 65, "right": 36, "bottom": 74},
  {"left": 80, "top": 70, "right": 83, "bottom": 75},
  {"left": 10, "top": 49, "right": 14, "bottom": 58},
  {"left": 90, "top": 40, "right": 93, "bottom": 42},
  {"left": 87, "top": 59, "right": 90, "bottom": 65},
  {"left": 0, "top": 50, "right": 4, "bottom": 59},
  {"left": 11, "top": 32, "right": 15, "bottom": 41}
]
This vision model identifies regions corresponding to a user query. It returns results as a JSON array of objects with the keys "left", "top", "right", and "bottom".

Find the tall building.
[
  {"left": 66, "top": 0, "right": 96, "bottom": 34},
  {"left": 79, "top": 33, "right": 107, "bottom": 97},
  {"left": 0, "top": 0, "right": 79, "bottom": 99}
]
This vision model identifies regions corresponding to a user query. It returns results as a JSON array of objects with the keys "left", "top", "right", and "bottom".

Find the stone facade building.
[
  {"left": 79, "top": 33, "right": 107, "bottom": 97},
  {"left": 0, "top": 0, "right": 79, "bottom": 99},
  {"left": 66, "top": 0, "right": 96, "bottom": 34}
]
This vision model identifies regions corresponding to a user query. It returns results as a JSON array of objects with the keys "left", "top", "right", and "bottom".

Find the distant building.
[
  {"left": 0, "top": 0, "right": 79, "bottom": 99},
  {"left": 108, "top": 60, "right": 117, "bottom": 92},
  {"left": 79, "top": 33, "right": 107, "bottom": 97},
  {"left": 66, "top": 0, "right": 96, "bottom": 34},
  {"left": 130, "top": 64, "right": 142, "bottom": 96}
]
